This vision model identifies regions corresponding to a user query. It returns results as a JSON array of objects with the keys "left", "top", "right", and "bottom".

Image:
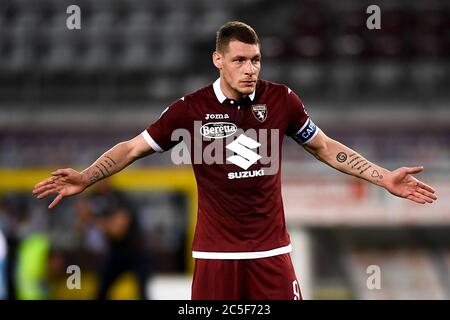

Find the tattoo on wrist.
[
  {"left": 336, "top": 152, "right": 347, "bottom": 163},
  {"left": 371, "top": 169, "right": 383, "bottom": 179},
  {"left": 88, "top": 170, "right": 101, "bottom": 185}
]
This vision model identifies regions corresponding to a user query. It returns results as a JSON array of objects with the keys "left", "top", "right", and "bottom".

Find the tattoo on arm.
[
  {"left": 105, "top": 156, "right": 117, "bottom": 166},
  {"left": 342, "top": 152, "right": 375, "bottom": 176},
  {"left": 99, "top": 156, "right": 118, "bottom": 173},
  {"left": 99, "top": 162, "right": 110, "bottom": 174},
  {"left": 95, "top": 165, "right": 106, "bottom": 178},
  {"left": 337, "top": 151, "right": 382, "bottom": 180},
  {"left": 88, "top": 170, "right": 102, "bottom": 185},
  {"left": 104, "top": 158, "right": 113, "bottom": 168},
  {"left": 347, "top": 156, "right": 360, "bottom": 165},
  {"left": 360, "top": 165, "right": 371, "bottom": 174},
  {"left": 371, "top": 169, "right": 383, "bottom": 179},
  {"left": 85, "top": 155, "right": 118, "bottom": 186},
  {"left": 352, "top": 159, "right": 366, "bottom": 169},
  {"left": 336, "top": 152, "right": 347, "bottom": 163},
  {"left": 344, "top": 152, "right": 366, "bottom": 169},
  {"left": 357, "top": 162, "right": 370, "bottom": 171}
]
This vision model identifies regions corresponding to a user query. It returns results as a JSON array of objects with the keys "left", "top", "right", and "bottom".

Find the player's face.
[{"left": 213, "top": 40, "right": 261, "bottom": 99}]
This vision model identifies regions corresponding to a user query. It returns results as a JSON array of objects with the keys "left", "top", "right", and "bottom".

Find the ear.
[{"left": 212, "top": 51, "right": 222, "bottom": 70}]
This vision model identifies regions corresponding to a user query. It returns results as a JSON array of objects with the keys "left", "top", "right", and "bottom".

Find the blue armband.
[{"left": 292, "top": 118, "right": 319, "bottom": 144}]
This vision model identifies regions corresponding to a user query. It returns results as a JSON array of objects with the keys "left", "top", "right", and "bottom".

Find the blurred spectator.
[
  {"left": 0, "top": 193, "right": 51, "bottom": 299},
  {"left": 0, "top": 229, "right": 6, "bottom": 299},
  {"left": 74, "top": 179, "right": 151, "bottom": 300},
  {"left": 0, "top": 196, "right": 16, "bottom": 299},
  {"left": 15, "top": 233, "right": 50, "bottom": 300}
]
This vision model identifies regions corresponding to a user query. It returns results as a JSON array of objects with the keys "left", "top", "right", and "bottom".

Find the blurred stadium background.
[{"left": 0, "top": 0, "right": 449, "bottom": 299}]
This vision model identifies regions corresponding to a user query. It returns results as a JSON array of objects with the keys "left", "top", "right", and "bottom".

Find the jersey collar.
[{"left": 213, "top": 78, "right": 256, "bottom": 104}]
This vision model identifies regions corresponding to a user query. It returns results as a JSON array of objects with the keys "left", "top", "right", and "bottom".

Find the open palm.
[
  {"left": 32, "top": 168, "right": 86, "bottom": 208},
  {"left": 385, "top": 166, "right": 437, "bottom": 204}
]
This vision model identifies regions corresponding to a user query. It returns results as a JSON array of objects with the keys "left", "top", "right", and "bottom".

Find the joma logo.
[{"left": 205, "top": 114, "right": 229, "bottom": 120}]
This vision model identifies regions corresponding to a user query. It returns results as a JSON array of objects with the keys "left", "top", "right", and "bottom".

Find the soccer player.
[{"left": 32, "top": 21, "right": 437, "bottom": 300}]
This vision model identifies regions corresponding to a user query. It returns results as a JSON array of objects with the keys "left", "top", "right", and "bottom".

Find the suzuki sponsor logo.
[
  {"left": 170, "top": 121, "right": 279, "bottom": 177},
  {"left": 225, "top": 134, "right": 261, "bottom": 170},
  {"left": 228, "top": 169, "right": 264, "bottom": 180},
  {"left": 200, "top": 122, "right": 237, "bottom": 139}
]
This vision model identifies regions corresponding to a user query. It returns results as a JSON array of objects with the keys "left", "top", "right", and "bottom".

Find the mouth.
[{"left": 240, "top": 80, "right": 256, "bottom": 87}]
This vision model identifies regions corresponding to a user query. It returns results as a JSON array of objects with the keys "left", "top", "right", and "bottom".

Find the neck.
[{"left": 220, "top": 77, "right": 247, "bottom": 100}]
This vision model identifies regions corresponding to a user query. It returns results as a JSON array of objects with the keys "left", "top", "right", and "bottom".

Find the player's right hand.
[{"left": 32, "top": 168, "right": 87, "bottom": 209}]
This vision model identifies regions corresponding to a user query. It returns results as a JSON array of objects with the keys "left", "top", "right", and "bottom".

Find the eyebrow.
[{"left": 232, "top": 54, "right": 261, "bottom": 60}]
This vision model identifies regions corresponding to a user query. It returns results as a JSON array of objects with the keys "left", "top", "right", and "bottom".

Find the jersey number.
[{"left": 292, "top": 280, "right": 301, "bottom": 300}]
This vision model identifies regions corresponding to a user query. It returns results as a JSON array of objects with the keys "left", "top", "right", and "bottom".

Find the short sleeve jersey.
[{"left": 142, "top": 78, "right": 318, "bottom": 259}]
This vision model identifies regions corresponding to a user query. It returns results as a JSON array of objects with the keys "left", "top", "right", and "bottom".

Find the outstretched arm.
[
  {"left": 32, "top": 134, "right": 154, "bottom": 208},
  {"left": 302, "top": 129, "right": 437, "bottom": 204}
]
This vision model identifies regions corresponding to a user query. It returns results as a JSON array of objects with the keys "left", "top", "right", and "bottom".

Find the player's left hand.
[{"left": 384, "top": 166, "right": 437, "bottom": 204}]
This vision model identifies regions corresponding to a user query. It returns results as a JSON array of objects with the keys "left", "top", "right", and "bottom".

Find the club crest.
[{"left": 251, "top": 104, "right": 267, "bottom": 122}]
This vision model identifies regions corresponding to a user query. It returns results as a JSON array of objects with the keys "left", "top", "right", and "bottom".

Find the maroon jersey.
[{"left": 142, "top": 79, "right": 318, "bottom": 259}]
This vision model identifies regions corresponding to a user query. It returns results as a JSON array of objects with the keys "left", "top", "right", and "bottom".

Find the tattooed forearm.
[
  {"left": 360, "top": 165, "right": 371, "bottom": 174},
  {"left": 347, "top": 156, "right": 360, "bottom": 165},
  {"left": 371, "top": 169, "right": 383, "bottom": 179},
  {"left": 345, "top": 154, "right": 383, "bottom": 180},
  {"left": 336, "top": 152, "right": 347, "bottom": 163},
  {"left": 88, "top": 170, "right": 102, "bottom": 185},
  {"left": 357, "top": 162, "right": 370, "bottom": 171},
  {"left": 351, "top": 159, "right": 365, "bottom": 169},
  {"left": 104, "top": 158, "right": 113, "bottom": 168},
  {"left": 87, "top": 156, "right": 118, "bottom": 185},
  {"left": 105, "top": 156, "right": 117, "bottom": 166},
  {"left": 338, "top": 151, "right": 378, "bottom": 178},
  {"left": 95, "top": 165, "right": 107, "bottom": 178},
  {"left": 99, "top": 162, "right": 110, "bottom": 174},
  {"left": 326, "top": 141, "right": 389, "bottom": 187},
  {"left": 100, "top": 156, "right": 118, "bottom": 176},
  {"left": 81, "top": 141, "right": 140, "bottom": 188},
  {"left": 340, "top": 151, "right": 366, "bottom": 169}
]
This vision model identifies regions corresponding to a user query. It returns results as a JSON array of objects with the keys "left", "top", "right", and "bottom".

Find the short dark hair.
[{"left": 216, "top": 21, "right": 259, "bottom": 53}]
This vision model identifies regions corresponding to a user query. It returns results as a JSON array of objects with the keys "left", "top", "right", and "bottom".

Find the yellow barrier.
[{"left": 0, "top": 167, "right": 198, "bottom": 273}]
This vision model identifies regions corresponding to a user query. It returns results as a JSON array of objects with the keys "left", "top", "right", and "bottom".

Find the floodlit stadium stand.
[{"left": 0, "top": 0, "right": 449, "bottom": 106}]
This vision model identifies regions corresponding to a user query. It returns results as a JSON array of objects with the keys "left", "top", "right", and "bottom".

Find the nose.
[{"left": 244, "top": 60, "right": 256, "bottom": 76}]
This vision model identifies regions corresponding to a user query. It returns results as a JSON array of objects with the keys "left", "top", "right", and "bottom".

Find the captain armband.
[{"left": 291, "top": 118, "right": 319, "bottom": 145}]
